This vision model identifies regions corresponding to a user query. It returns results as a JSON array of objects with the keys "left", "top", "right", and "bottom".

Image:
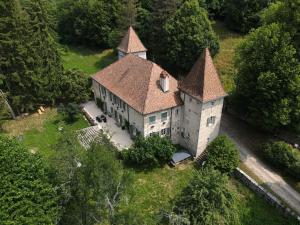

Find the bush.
[
  {"left": 261, "top": 141, "right": 300, "bottom": 180},
  {"left": 57, "top": 103, "right": 80, "bottom": 122},
  {"left": 205, "top": 135, "right": 239, "bottom": 174},
  {"left": 122, "top": 134, "right": 176, "bottom": 168}
]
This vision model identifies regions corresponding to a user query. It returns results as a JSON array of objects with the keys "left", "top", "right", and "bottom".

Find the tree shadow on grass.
[{"left": 93, "top": 49, "right": 117, "bottom": 71}]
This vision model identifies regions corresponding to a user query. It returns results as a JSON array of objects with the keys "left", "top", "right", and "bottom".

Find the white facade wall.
[
  {"left": 92, "top": 80, "right": 101, "bottom": 100},
  {"left": 179, "top": 93, "right": 202, "bottom": 156},
  {"left": 93, "top": 79, "right": 224, "bottom": 157},
  {"left": 128, "top": 107, "right": 144, "bottom": 134},
  {"left": 170, "top": 106, "right": 182, "bottom": 144},
  {"left": 118, "top": 50, "right": 147, "bottom": 60},
  {"left": 196, "top": 98, "right": 224, "bottom": 156},
  {"left": 144, "top": 109, "right": 172, "bottom": 137}
]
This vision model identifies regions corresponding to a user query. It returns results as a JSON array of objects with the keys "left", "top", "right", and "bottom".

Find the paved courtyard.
[{"left": 80, "top": 101, "right": 133, "bottom": 150}]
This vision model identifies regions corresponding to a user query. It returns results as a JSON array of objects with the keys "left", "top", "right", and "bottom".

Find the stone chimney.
[{"left": 160, "top": 71, "right": 169, "bottom": 92}]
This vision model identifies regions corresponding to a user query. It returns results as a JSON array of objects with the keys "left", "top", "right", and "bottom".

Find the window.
[
  {"left": 207, "top": 116, "right": 216, "bottom": 127},
  {"left": 109, "top": 92, "right": 113, "bottom": 101},
  {"left": 113, "top": 95, "right": 117, "bottom": 104},
  {"left": 211, "top": 101, "right": 216, "bottom": 106},
  {"left": 110, "top": 107, "right": 113, "bottom": 114},
  {"left": 149, "top": 116, "right": 156, "bottom": 124},
  {"left": 161, "top": 128, "right": 170, "bottom": 136},
  {"left": 161, "top": 112, "right": 168, "bottom": 122},
  {"left": 189, "top": 97, "right": 192, "bottom": 102},
  {"left": 175, "top": 109, "right": 179, "bottom": 115},
  {"left": 123, "top": 102, "right": 126, "bottom": 110},
  {"left": 150, "top": 132, "right": 159, "bottom": 137},
  {"left": 101, "top": 86, "right": 106, "bottom": 96}
]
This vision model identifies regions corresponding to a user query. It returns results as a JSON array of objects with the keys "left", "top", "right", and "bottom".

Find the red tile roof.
[
  {"left": 92, "top": 54, "right": 182, "bottom": 115},
  {"left": 117, "top": 26, "right": 147, "bottom": 53},
  {"left": 179, "top": 48, "right": 227, "bottom": 102}
]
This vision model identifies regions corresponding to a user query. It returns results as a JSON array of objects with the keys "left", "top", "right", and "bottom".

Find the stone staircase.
[{"left": 77, "top": 125, "right": 101, "bottom": 149}]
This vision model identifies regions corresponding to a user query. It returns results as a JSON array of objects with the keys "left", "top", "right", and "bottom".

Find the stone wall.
[{"left": 234, "top": 168, "right": 300, "bottom": 222}]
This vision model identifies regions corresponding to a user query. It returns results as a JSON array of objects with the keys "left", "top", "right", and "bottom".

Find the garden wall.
[{"left": 234, "top": 168, "right": 300, "bottom": 222}]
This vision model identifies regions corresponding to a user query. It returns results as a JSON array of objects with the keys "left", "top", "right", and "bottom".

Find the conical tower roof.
[
  {"left": 117, "top": 26, "right": 147, "bottom": 53},
  {"left": 179, "top": 48, "right": 227, "bottom": 102}
]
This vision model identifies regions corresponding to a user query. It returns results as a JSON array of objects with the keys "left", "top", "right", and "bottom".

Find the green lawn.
[
  {"left": 117, "top": 163, "right": 297, "bottom": 225},
  {"left": 2, "top": 109, "right": 89, "bottom": 159},
  {"left": 60, "top": 45, "right": 117, "bottom": 75},
  {"left": 213, "top": 20, "right": 245, "bottom": 93}
]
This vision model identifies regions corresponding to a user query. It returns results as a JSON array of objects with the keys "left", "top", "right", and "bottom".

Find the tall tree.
[
  {"left": 164, "top": 0, "right": 219, "bottom": 73},
  {"left": 0, "top": 0, "right": 63, "bottom": 113},
  {"left": 0, "top": 135, "right": 59, "bottom": 224},
  {"left": 224, "top": 0, "right": 273, "bottom": 33},
  {"left": 58, "top": 0, "right": 113, "bottom": 47},
  {"left": 108, "top": 0, "right": 140, "bottom": 48},
  {"left": 261, "top": 0, "right": 300, "bottom": 57},
  {"left": 142, "top": 0, "right": 180, "bottom": 62},
  {"left": 173, "top": 168, "right": 239, "bottom": 225},
  {"left": 234, "top": 23, "right": 300, "bottom": 132},
  {"left": 59, "top": 134, "right": 131, "bottom": 225}
]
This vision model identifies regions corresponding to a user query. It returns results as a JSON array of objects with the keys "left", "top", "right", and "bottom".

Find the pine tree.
[
  {"left": 0, "top": 0, "right": 63, "bottom": 113},
  {"left": 23, "top": 0, "right": 63, "bottom": 106},
  {"left": 0, "top": 0, "right": 31, "bottom": 113},
  {"left": 145, "top": 0, "right": 180, "bottom": 61}
]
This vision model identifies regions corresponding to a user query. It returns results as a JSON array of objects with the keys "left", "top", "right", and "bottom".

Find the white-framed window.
[
  {"left": 149, "top": 115, "right": 156, "bottom": 124},
  {"left": 207, "top": 116, "right": 216, "bottom": 127},
  {"left": 161, "top": 112, "right": 168, "bottom": 122},
  {"left": 123, "top": 102, "right": 126, "bottom": 110},
  {"left": 109, "top": 92, "right": 113, "bottom": 101}
]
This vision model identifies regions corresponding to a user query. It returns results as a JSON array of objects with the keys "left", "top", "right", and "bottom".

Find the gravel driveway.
[{"left": 220, "top": 112, "right": 300, "bottom": 214}]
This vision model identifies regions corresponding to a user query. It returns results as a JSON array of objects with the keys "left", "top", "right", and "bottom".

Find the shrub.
[
  {"left": 261, "top": 141, "right": 300, "bottom": 180},
  {"left": 205, "top": 135, "right": 239, "bottom": 174},
  {"left": 57, "top": 103, "right": 80, "bottom": 122},
  {"left": 122, "top": 134, "right": 176, "bottom": 168}
]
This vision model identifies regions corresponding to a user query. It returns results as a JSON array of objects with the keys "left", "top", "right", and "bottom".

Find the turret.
[
  {"left": 117, "top": 26, "right": 147, "bottom": 59},
  {"left": 179, "top": 48, "right": 227, "bottom": 157}
]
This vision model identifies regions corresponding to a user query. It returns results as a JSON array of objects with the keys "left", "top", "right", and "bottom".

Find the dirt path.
[{"left": 220, "top": 112, "right": 300, "bottom": 214}]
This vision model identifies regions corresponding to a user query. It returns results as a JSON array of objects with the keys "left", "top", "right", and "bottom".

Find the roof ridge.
[{"left": 141, "top": 62, "right": 155, "bottom": 113}]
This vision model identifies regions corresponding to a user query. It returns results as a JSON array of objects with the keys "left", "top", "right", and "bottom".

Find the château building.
[{"left": 92, "top": 26, "right": 227, "bottom": 157}]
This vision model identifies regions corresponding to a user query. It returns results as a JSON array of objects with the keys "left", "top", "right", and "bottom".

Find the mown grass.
[
  {"left": 60, "top": 45, "right": 116, "bottom": 75},
  {"left": 213, "top": 20, "right": 245, "bottom": 93},
  {"left": 1, "top": 109, "right": 89, "bottom": 159},
  {"left": 118, "top": 162, "right": 297, "bottom": 225}
]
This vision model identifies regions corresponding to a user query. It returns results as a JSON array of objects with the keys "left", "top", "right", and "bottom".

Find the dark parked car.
[
  {"left": 100, "top": 115, "right": 107, "bottom": 123},
  {"left": 96, "top": 115, "right": 102, "bottom": 123}
]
